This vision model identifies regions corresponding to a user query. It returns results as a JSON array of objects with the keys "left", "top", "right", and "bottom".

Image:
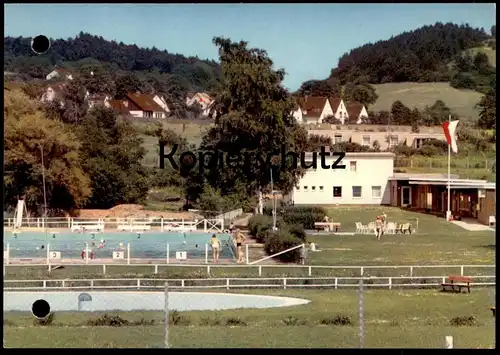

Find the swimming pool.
[
  {"left": 3, "top": 231, "right": 232, "bottom": 259},
  {"left": 3, "top": 291, "right": 310, "bottom": 311}
]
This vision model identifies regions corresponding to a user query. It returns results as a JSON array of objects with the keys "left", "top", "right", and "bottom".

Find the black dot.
[
  {"left": 31, "top": 35, "right": 51, "bottom": 55},
  {"left": 32, "top": 299, "right": 51, "bottom": 318}
]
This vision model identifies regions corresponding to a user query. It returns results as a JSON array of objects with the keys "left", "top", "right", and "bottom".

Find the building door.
[{"left": 401, "top": 187, "right": 411, "bottom": 207}]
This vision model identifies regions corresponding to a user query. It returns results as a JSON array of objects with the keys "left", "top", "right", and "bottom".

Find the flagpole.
[{"left": 446, "top": 114, "right": 451, "bottom": 222}]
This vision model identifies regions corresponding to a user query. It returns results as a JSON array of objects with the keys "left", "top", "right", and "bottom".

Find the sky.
[{"left": 4, "top": 3, "right": 496, "bottom": 91}]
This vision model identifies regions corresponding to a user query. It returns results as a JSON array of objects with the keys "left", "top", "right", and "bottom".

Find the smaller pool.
[{"left": 3, "top": 291, "right": 310, "bottom": 312}]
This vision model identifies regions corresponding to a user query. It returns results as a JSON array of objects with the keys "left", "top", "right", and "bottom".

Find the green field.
[
  {"left": 372, "top": 82, "right": 484, "bottom": 120},
  {"left": 3, "top": 288, "right": 495, "bottom": 348}
]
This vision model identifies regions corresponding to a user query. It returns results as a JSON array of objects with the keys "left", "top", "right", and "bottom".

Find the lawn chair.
[
  {"left": 355, "top": 222, "right": 367, "bottom": 234},
  {"left": 399, "top": 223, "right": 412, "bottom": 234},
  {"left": 367, "top": 222, "right": 376, "bottom": 235},
  {"left": 385, "top": 222, "right": 396, "bottom": 234}
]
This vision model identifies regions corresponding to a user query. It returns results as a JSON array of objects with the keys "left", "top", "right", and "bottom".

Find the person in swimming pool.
[
  {"left": 234, "top": 229, "right": 247, "bottom": 264},
  {"left": 209, "top": 234, "right": 221, "bottom": 263}
]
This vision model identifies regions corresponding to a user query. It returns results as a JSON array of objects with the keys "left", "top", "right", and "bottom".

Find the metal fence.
[
  {"left": 3, "top": 263, "right": 495, "bottom": 278},
  {"left": 3, "top": 275, "right": 496, "bottom": 291}
]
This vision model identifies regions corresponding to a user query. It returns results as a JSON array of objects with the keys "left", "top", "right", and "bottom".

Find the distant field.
[{"left": 371, "top": 82, "right": 484, "bottom": 120}]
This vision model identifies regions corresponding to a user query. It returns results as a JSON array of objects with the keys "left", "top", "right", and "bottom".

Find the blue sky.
[{"left": 4, "top": 4, "right": 496, "bottom": 90}]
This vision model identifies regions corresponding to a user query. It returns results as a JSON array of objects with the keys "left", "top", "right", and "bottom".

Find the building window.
[
  {"left": 362, "top": 135, "right": 371, "bottom": 146},
  {"left": 303, "top": 186, "right": 308, "bottom": 191},
  {"left": 333, "top": 186, "right": 342, "bottom": 197},
  {"left": 296, "top": 186, "right": 300, "bottom": 190},
  {"left": 352, "top": 186, "right": 362, "bottom": 198},
  {"left": 350, "top": 161, "right": 357, "bottom": 172},
  {"left": 372, "top": 186, "right": 381, "bottom": 198},
  {"left": 155, "top": 112, "right": 163, "bottom": 118},
  {"left": 312, "top": 186, "right": 316, "bottom": 191},
  {"left": 144, "top": 111, "right": 153, "bottom": 118},
  {"left": 334, "top": 134, "right": 342, "bottom": 144},
  {"left": 319, "top": 186, "right": 324, "bottom": 191},
  {"left": 389, "top": 135, "right": 399, "bottom": 147}
]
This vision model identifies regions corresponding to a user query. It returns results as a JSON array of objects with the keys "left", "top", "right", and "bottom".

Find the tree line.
[{"left": 329, "top": 22, "right": 491, "bottom": 85}]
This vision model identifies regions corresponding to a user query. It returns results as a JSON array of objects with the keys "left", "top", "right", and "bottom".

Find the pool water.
[{"left": 3, "top": 231, "right": 232, "bottom": 259}]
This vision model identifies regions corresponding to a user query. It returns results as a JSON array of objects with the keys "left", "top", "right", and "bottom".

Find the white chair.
[
  {"left": 355, "top": 222, "right": 362, "bottom": 234},
  {"left": 385, "top": 222, "right": 396, "bottom": 234}
]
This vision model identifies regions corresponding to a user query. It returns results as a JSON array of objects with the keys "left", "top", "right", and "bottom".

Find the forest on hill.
[
  {"left": 4, "top": 32, "right": 221, "bottom": 93},
  {"left": 329, "top": 22, "right": 494, "bottom": 88}
]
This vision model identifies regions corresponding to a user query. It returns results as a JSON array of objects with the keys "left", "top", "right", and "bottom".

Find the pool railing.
[{"left": 3, "top": 217, "right": 225, "bottom": 233}]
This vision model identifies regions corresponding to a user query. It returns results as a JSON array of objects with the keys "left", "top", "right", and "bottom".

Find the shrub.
[
  {"left": 450, "top": 316, "right": 476, "bottom": 327},
  {"left": 320, "top": 314, "right": 353, "bottom": 326},
  {"left": 281, "top": 206, "right": 327, "bottom": 229},
  {"left": 281, "top": 316, "right": 308, "bottom": 326},
  {"left": 199, "top": 317, "right": 221, "bottom": 326},
  {"left": 86, "top": 314, "right": 129, "bottom": 327},
  {"left": 264, "top": 229, "right": 303, "bottom": 262},
  {"left": 170, "top": 310, "right": 190, "bottom": 325},
  {"left": 393, "top": 144, "right": 417, "bottom": 157},
  {"left": 33, "top": 312, "right": 55, "bottom": 326},
  {"left": 288, "top": 223, "right": 307, "bottom": 241},
  {"left": 225, "top": 317, "right": 247, "bottom": 326},
  {"left": 248, "top": 214, "right": 273, "bottom": 242}
]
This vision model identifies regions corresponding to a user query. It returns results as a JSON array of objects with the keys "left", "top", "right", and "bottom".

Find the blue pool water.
[
  {"left": 4, "top": 291, "right": 311, "bottom": 312},
  {"left": 3, "top": 231, "right": 232, "bottom": 259}
]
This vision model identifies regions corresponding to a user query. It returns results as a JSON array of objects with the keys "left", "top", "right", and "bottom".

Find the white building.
[{"left": 289, "top": 152, "right": 394, "bottom": 205}]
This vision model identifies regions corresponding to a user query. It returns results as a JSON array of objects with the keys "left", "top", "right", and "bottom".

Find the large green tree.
[
  {"left": 187, "top": 37, "right": 309, "bottom": 213},
  {"left": 4, "top": 90, "right": 91, "bottom": 215}
]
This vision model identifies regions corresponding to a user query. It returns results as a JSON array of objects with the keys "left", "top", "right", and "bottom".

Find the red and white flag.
[{"left": 442, "top": 120, "right": 459, "bottom": 153}]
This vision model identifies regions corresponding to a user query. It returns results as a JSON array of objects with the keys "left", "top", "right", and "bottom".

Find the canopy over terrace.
[{"left": 388, "top": 173, "right": 495, "bottom": 225}]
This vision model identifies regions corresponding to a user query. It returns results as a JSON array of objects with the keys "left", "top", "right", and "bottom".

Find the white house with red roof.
[
  {"left": 106, "top": 93, "right": 170, "bottom": 119},
  {"left": 46, "top": 68, "right": 74, "bottom": 81},
  {"left": 186, "top": 92, "right": 215, "bottom": 118}
]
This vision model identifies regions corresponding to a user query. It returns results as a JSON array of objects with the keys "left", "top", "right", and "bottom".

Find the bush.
[
  {"left": 225, "top": 317, "right": 247, "bottom": 326},
  {"left": 170, "top": 310, "right": 190, "bottom": 325},
  {"left": 33, "top": 313, "right": 55, "bottom": 326},
  {"left": 86, "top": 314, "right": 129, "bottom": 327},
  {"left": 264, "top": 229, "right": 303, "bottom": 262},
  {"left": 248, "top": 214, "right": 273, "bottom": 242},
  {"left": 320, "top": 314, "right": 353, "bottom": 326},
  {"left": 393, "top": 144, "right": 417, "bottom": 157},
  {"left": 281, "top": 206, "right": 327, "bottom": 229},
  {"left": 450, "top": 316, "right": 476, "bottom": 327},
  {"left": 199, "top": 317, "right": 221, "bottom": 326},
  {"left": 288, "top": 223, "right": 307, "bottom": 241},
  {"left": 281, "top": 316, "right": 308, "bottom": 326}
]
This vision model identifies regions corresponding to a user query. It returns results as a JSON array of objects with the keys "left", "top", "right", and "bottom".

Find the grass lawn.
[
  {"left": 371, "top": 82, "right": 483, "bottom": 120},
  {"left": 310, "top": 207, "right": 495, "bottom": 267},
  {"left": 3, "top": 288, "right": 495, "bottom": 348}
]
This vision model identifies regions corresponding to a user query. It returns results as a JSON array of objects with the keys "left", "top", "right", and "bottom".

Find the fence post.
[
  {"left": 155, "top": 265, "right": 158, "bottom": 274},
  {"left": 181, "top": 279, "right": 185, "bottom": 288},
  {"left": 166, "top": 244, "right": 169, "bottom": 264},
  {"left": 46, "top": 243, "right": 50, "bottom": 266},
  {"left": 445, "top": 336, "right": 453, "bottom": 349},
  {"left": 308, "top": 266, "right": 312, "bottom": 276},
  {"left": 283, "top": 278, "right": 287, "bottom": 290},
  {"left": 204, "top": 219, "right": 207, "bottom": 232},
  {"left": 62, "top": 280, "right": 65, "bottom": 288},
  {"left": 258, "top": 265, "right": 262, "bottom": 277},
  {"left": 127, "top": 243, "right": 130, "bottom": 265},
  {"left": 226, "top": 278, "right": 230, "bottom": 290},
  {"left": 358, "top": 279, "right": 365, "bottom": 349},
  {"left": 137, "top": 279, "right": 141, "bottom": 290},
  {"left": 360, "top": 267, "right": 364, "bottom": 276},
  {"left": 85, "top": 242, "right": 89, "bottom": 264},
  {"left": 102, "top": 264, "right": 106, "bottom": 275},
  {"left": 43, "top": 280, "right": 47, "bottom": 289},
  {"left": 389, "top": 277, "right": 392, "bottom": 290},
  {"left": 207, "top": 265, "right": 211, "bottom": 276},
  {"left": 245, "top": 244, "right": 249, "bottom": 264},
  {"left": 410, "top": 266, "right": 413, "bottom": 278},
  {"left": 164, "top": 282, "right": 170, "bottom": 349},
  {"left": 335, "top": 278, "right": 338, "bottom": 289},
  {"left": 161, "top": 218, "right": 164, "bottom": 232},
  {"left": 205, "top": 244, "right": 208, "bottom": 264},
  {"left": 460, "top": 265, "right": 464, "bottom": 276}
]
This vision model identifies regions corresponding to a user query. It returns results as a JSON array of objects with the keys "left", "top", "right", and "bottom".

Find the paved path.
[{"left": 451, "top": 219, "right": 495, "bottom": 232}]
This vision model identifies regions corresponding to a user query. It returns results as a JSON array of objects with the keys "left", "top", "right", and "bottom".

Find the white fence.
[
  {"left": 215, "top": 208, "right": 243, "bottom": 222},
  {"left": 3, "top": 217, "right": 224, "bottom": 233},
  {"left": 3, "top": 262, "right": 495, "bottom": 278},
  {"left": 3, "top": 275, "right": 496, "bottom": 291}
]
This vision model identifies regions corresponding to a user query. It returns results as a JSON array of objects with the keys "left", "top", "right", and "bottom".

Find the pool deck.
[{"left": 4, "top": 257, "right": 279, "bottom": 265}]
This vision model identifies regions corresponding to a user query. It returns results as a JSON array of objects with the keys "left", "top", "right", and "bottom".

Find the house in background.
[
  {"left": 345, "top": 103, "right": 369, "bottom": 124},
  {"left": 186, "top": 92, "right": 214, "bottom": 118},
  {"left": 46, "top": 68, "right": 74, "bottom": 81},
  {"left": 289, "top": 151, "right": 395, "bottom": 205},
  {"left": 295, "top": 96, "right": 351, "bottom": 124},
  {"left": 41, "top": 84, "right": 90, "bottom": 105},
  {"left": 88, "top": 94, "right": 111, "bottom": 109},
  {"left": 108, "top": 92, "right": 169, "bottom": 119}
]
